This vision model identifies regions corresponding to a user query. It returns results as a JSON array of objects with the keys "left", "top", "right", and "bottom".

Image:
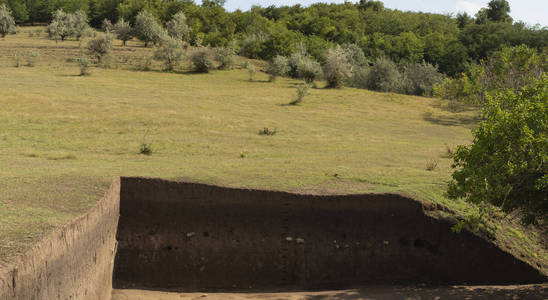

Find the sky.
[{"left": 198, "top": 0, "right": 548, "bottom": 27}]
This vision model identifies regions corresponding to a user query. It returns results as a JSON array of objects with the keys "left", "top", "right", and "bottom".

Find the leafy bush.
[
  {"left": 101, "top": 19, "right": 113, "bottom": 32},
  {"left": 246, "top": 62, "right": 256, "bottom": 81},
  {"left": 154, "top": 37, "right": 184, "bottom": 71},
  {"left": 447, "top": 75, "right": 548, "bottom": 225},
  {"left": 258, "top": 127, "right": 277, "bottom": 136},
  {"left": 402, "top": 61, "right": 444, "bottom": 96},
  {"left": 77, "top": 56, "right": 91, "bottom": 75},
  {"left": 351, "top": 66, "right": 371, "bottom": 89},
  {"left": 290, "top": 83, "right": 310, "bottom": 105},
  {"left": 0, "top": 4, "right": 16, "bottom": 37},
  {"left": 323, "top": 46, "right": 352, "bottom": 88},
  {"left": 365, "top": 56, "right": 402, "bottom": 92},
  {"left": 24, "top": 50, "right": 40, "bottom": 67},
  {"left": 342, "top": 43, "right": 368, "bottom": 68},
  {"left": 293, "top": 55, "right": 321, "bottom": 84},
  {"left": 134, "top": 10, "right": 163, "bottom": 47},
  {"left": 87, "top": 33, "right": 113, "bottom": 63},
  {"left": 114, "top": 18, "right": 132, "bottom": 46},
  {"left": 267, "top": 55, "right": 289, "bottom": 82},
  {"left": 191, "top": 48, "right": 215, "bottom": 73},
  {"left": 166, "top": 11, "right": 191, "bottom": 43},
  {"left": 215, "top": 47, "right": 236, "bottom": 70}
]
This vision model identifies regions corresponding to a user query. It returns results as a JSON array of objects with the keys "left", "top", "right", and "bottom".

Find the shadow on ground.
[{"left": 113, "top": 284, "right": 548, "bottom": 300}]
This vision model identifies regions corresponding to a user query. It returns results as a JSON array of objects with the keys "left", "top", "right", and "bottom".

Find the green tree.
[
  {"left": 166, "top": 11, "right": 191, "bottom": 43},
  {"left": 113, "top": 17, "right": 132, "bottom": 45},
  {"left": 154, "top": 36, "right": 184, "bottom": 71},
  {"left": 323, "top": 45, "right": 352, "bottom": 88},
  {"left": 0, "top": 3, "right": 16, "bottom": 37},
  {"left": 448, "top": 75, "right": 548, "bottom": 225},
  {"left": 134, "top": 10, "right": 162, "bottom": 47},
  {"left": 47, "top": 9, "right": 74, "bottom": 41}
]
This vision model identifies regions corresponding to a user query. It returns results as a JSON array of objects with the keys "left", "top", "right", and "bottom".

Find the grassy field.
[{"left": 0, "top": 27, "right": 546, "bottom": 271}]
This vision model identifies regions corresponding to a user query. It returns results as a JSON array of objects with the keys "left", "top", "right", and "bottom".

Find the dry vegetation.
[{"left": 0, "top": 27, "right": 546, "bottom": 272}]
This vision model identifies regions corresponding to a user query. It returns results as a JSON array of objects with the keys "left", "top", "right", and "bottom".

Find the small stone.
[
  {"left": 285, "top": 237, "right": 293, "bottom": 242},
  {"left": 186, "top": 232, "right": 196, "bottom": 237},
  {"left": 296, "top": 238, "right": 305, "bottom": 244}
]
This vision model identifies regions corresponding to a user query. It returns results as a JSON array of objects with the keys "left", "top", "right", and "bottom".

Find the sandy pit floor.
[{"left": 112, "top": 284, "right": 548, "bottom": 299}]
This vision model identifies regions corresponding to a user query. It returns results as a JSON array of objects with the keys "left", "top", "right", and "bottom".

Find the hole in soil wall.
[{"left": 112, "top": 177, "right": 546, "bottom": 292}]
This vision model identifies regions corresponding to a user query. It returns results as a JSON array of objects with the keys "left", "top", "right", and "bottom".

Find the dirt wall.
[
  {"left": 114, "top": 177, "right": 546, "bottom": 291},
  {"left": 0, "top": 178, "right": 120, "bottom": 300}
]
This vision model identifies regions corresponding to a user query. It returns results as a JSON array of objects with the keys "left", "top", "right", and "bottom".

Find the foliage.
[
  {"left": 447, "top": 75, "right": 548, "bottom": 225},
  {"left": 246, "top": 62, "right": 256, "bottom": 81},
  {"left": 288, "top": 54, "right": 322, "bottom": 84},
  {"left": 153, "top": 36, "right": 184, "bottom": 71},
  {"left": 323, "top": 46, "right": 352, "bottom": 88},
  {"left": 101, "top": 18, "right": 113, "bottom": 32},
  {"left": 87, "top": 33, "right": 113, "bottom": 63},
  {"left": 72, "top": 9, "right": 91, "bottom": 40},
  {"left": 134, "top": 10, "right": 163, "bottom": 47},
  {"left": 166, "top": 11, "right": 191, "bottom": 43},
  {"left": 402, "top": 61, "right": 444, "bottom": 96},
  {"left": 267, "top": 55, "right": 289, "bottom": 82},
  {"left": 47, "top": 9, "right": 74, "bottom": 42},
  {"left": 290, "top": 83, "right": 310, "bottom": 105},
  {"left": 0, "top": 3, "right": 15, "bottom": 38},
  {"left": 24, "top": 50, "right": 39, "bottom": 67},
  {"left": 77, "top": 56, "right": 91, "bottom": 75},
  {"left": 191, "top": 48, "right": 215, "bottom": 73},
  {"left": 113, "top": 18, "right": 132, "bottom": 46},
  {"left": 215, "top": 46, "right": 235, "bottom": 70},
  {"left": 365, "top": 56, "right": 402, "bottom": 92}
]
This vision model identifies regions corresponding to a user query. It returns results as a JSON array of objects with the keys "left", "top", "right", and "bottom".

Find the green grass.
[{"left": 0, "top": 28, "right": 546, "bottom": 272}]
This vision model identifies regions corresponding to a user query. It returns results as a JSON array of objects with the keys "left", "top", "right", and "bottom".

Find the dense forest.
[{"left": 1, "top": 0, "right": 547, "bottom": 77}]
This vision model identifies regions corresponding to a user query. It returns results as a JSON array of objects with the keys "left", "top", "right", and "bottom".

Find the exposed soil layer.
[
  {"left": 0, "top": 179, "right": 120, "bottom": 300},
  {"left": 112, "top": 284, "right": 548, "bottom": 300},
  {"left": 114, "top": 177, "right": 546, "bottom": 291}
]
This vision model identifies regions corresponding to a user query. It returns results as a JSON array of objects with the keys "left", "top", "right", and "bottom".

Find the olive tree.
[
  {"left": 114, "top": 18, "right": 132, "bottom": 46},
  {"left": 87, "top": 33, "right": 113, "bottom": 63},
  {"left": 0, "top": 4, "right": 16, "bottom": 38},
  {"left": 47, "top": 9, "right": 74, "bottom": 42},
  {"left": 267, "top": 55, "right": 289, "bottom": 81},
  {"left": 166, "top": 11, "right": 191, "bottom": 43},
  {"left": 134, "top": 10, "right": 162, "bottom": 47},
  {"left": 323, "top": 46, "right": 352, "bottom": 88},
  {"left": 154, "top": 36, "right": 184, "bottom": 71},
  {"left": 73, "top": 10, "right": 91, "bottom": 41}
]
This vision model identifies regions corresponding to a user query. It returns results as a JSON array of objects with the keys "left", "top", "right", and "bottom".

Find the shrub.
[
  {"left": 101, "top": 19, "right": 113, "bottom": 32},
  {"left": 246, "top": 62, "right": 256, "bottom": 81},
  {"left": 267, "top": 55, "right": 289, "bottom": 82},
  {"left": 258, "top": 127, "right": 277, "bottom": 136},
  {"left": 323, "top": 46, "right": 352, "bottom": 88},
  {"left": 290, "top": 83, "right": 310, "bottom": 105},
  {"left": 140, "top": 143, "right": 153, "bottom": 155},
  {"left": 191, "top": 48, "right": 215, "bottom": 73},
  {"left": 134, "top": 10, "right": 163, "bottom": 47},
  {"left": 24, "top": 50, "right": 40, "bottom": 67},
  {"left": 77, "top": 56, "right": 91, "bottom": 75},
  {"left": 342, "top": 43, "right": 368, "bottom": 68},
  {"left": 13, "top": 53, "right": 21, "bottom": 67},
  {"left": 114, "top": 18, "right": 132, "bottom": 46},
  {"left": 135, "top": 55, "right": 153, "bottom": 71},
  {"left": 447, "top": 75, "right": 548, "bottom": 225},
  {"left": 351, "top": 66, "right": 371, "bottom": 89},
  {"left": 426, "top": 159, "right": 438, "bottom": 171},
  {"left": 295, "top": 56, "right": 322, "bottom": 84},
  {"left": 0, "top": 4, "right": 16, "bottom": 38},
  {"left": 402, "top": 61, "right": 444, "bottom": 96},
  {"left": 215, "top": 47, "right": 236, "bottom": 70},
  {"left": 154, "top": 37, "right": 184, "bottom": 71},
  {"left": 166, "top": 11, "right": 191, "bottom": 43},
  {"left": 366, "top": 56, "right": 402, "bottom": 92},
  {"left": 87, "top": 33, "right": 113, "bottom": 63}
]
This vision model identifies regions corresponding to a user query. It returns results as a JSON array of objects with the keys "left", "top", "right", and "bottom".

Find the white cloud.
[{"left": 456, "top": 1, "right": 484, "bottom": 15}]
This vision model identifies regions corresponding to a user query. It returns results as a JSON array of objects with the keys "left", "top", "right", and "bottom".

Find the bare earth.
[{"left": 112, "top": 284, "right": 548, "bottom": 300}]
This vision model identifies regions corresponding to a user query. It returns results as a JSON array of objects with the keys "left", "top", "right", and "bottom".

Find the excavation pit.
[{"left": 1, "top": 177, "right": 546, "bottom": 300}]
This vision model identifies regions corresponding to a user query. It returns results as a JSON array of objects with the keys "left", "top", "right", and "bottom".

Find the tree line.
[{"left": 1, "top": 0, "right": 547, "bottom": 77}]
